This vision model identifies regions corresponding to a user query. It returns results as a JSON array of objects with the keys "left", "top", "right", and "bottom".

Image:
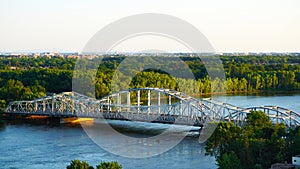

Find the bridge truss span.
[{"left": 4, "top": 88, "right": 300, "bottom": 127}]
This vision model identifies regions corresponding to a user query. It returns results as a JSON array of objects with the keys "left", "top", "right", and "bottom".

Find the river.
[{"left": 1, "top": 93, "right": 300, "bottom": 169}]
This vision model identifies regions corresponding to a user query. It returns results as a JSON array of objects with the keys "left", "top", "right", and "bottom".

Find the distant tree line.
[{"left": 1, "top": 55, "right": 300, "bottom": 108}]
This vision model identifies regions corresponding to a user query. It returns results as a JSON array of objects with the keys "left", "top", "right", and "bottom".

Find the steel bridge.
[{"left": 4, "top": 88, "right": 300, "bottom": 127}]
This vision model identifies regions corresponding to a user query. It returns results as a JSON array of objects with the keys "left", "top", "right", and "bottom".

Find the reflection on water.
[{"left": 100, "top": 120, "right": 200, "bottom": 137}]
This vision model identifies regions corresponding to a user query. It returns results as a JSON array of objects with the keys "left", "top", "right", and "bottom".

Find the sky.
[{"left": 0, "top": 0, "right": 299, "bottom": 53}]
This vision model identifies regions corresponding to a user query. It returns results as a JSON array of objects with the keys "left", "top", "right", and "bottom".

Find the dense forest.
[{"left": 1, "top": 55, "right": 300, "bottom": 109}]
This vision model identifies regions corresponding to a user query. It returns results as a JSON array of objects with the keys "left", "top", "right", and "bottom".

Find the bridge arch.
[{"left": 98, "top": 88, "right": 220, "bottom": 126}]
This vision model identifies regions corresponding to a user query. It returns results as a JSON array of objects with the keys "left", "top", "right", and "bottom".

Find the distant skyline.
[{"left": 0, "top": 0, "right": 300, "bottom": 53}]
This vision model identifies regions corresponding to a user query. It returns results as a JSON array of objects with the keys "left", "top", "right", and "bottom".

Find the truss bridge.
[{"left": 4, "top": 88, "right": 300, "bottom": 127}]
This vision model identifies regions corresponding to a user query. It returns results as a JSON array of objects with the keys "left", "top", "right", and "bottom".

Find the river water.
[{"left": 1, "top": 93, "right": 300, "bottom": 169}]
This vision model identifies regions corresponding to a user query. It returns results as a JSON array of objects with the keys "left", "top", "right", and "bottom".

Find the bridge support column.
[
  {"left": 127, "top": 91, "right": 130, "bottom": 112},
  {"left": 71, "top": 102, "right": 75, "bottom": 116},
  {"left": 158, "top": 92, "right": 160, "bottom": 114},
  {"left": 100, "top": 103, "right": 103, "bottom": 115},
  {"left": 107, "top": 97, "right": 110, "bottom": 112},
  {"left": 117, "top": 93, "right": 121, "bottom": 112},
  {"left": 180, "top": 100, "right": 182, "bottom": 115},
  {"left": 43, "top": 100, "right": 46, "bottom": 113},
  {"left": 148, "top": 90, "right": 151, "bottom": 115},
  {"left": 289, "top": 111, "right": 292, "bottom": 127},
  {"left": 52, "top": 95, "right": 55, "bottom": 114},
  {"left": 137, "top": 90, "right": 140, "bottom": 113},
  {"left": 187, "top": 102, "right": 191, "bottom": 123},
  {"left": 34, "top": 101, "right": 37, "bottom": 112},
  {"left": 276, "top": 110, "right": 279, "bottom": 124},
  {"left": 168, "top": 95, "right": 172, "bottom": 112}
]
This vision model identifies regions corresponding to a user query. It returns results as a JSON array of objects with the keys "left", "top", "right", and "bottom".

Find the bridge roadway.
[{"left": 4, "top": 88, "right": 300, "bottom": 127}]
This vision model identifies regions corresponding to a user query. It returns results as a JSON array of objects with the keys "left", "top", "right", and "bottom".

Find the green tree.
[
  {"left": 0, "top": 100, "right": 6, "bottom": 109},
  {"left": 253, "top": 164, "right": 263, "bottom": 169},
  {"left": 293, "top": 131, "right": 300, "bottom": 155},
  {"left": 66, "top": 160, "right": 94, "bottom": 169},
  {"left": 217, "top": 152, "right": 242, "bottom": 169},
  {"left": 206, "top": 111, "right": 289, "bottom": 169},
  {"left": 96, "top": 161, "right": 122, "bottom": 169}
]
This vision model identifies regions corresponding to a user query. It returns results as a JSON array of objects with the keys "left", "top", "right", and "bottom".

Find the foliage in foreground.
[
  {"left": 66, "top": 160, "right": 122, "bottom": 169},
  {"left": 206, "top": 111, "right": 300, "bottom": 169}
]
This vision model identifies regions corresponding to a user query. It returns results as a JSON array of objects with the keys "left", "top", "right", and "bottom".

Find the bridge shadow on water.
[
  {"left": 85, "top": 119, "right": 201, "bottom": 138},
  {"left": 0, "top": 114, "right": 201, "bottom": 138}
]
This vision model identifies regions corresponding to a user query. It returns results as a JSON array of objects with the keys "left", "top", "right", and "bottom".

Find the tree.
[
  {"left": 66, "top": 160, "right": 94, "bottom": 169},
  {"left": 206, "top": 111, "right": 289, "bottom": 169},
  {"left": 245, "top": 111, "right": 272, "bottom": 129},
  {"left": 96, "top": 161, "right": 122, "bottom": 169},
  {"left": 0, "top": 100, "right": 6, "bottom": 109},
  {"left": 253, "top": 164, "right": 263, "bottom": 169},
  {"left": 217, "top": 152, "right": 242, "bottom": 169},
  {"left": 293, "top": 130, "right": 300, "bottom": 156}
]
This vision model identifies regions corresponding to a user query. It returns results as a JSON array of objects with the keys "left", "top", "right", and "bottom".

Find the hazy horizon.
[
  {"left": 1, "top": 51, "right": 300, "bottom": 54},
  {"left": 1, "top": 0, "right": 299, "bottom": 53}
]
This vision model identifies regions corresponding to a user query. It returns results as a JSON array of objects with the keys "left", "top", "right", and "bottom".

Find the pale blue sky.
[{"left": 0, "top": 0, "right": 299, "bottom": 52}]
